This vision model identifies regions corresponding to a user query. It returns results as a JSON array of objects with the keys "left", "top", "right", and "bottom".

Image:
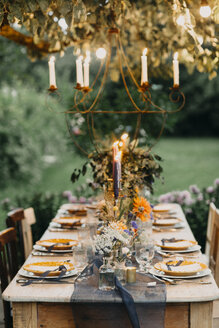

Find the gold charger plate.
[
  {"left": 36, "top": 238, "right": 78, "bottom": 250},
  {"left": 153, "top": 218, "right": 181, "bottom": 226},
  {"left": 156, "top": 239, "right": 197, "bottom": 250},
  {"left": 23, "top": 261, "right": 75, "bottom": 276},
  {"left": 154, "top": 260, "right": 208, "bottom": 276},
  {"left": 52, "top": 217, "right": 82, "bottom": 227}
]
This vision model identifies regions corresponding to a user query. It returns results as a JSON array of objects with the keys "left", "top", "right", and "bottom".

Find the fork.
[{"left": 160, "top": 276, "right": 212, "bottom": 285}]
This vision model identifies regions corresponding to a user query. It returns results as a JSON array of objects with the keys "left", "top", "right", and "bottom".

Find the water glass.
[{"left": 73, "top": 244, "right": 88, "bottom": 269}]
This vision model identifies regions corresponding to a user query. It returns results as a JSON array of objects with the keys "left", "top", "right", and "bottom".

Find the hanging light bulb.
[
  {"left": 176, "top": 15, "right": 185, "bottom": 26},
  {"left": 96, "top": 48, "right": 107, "bottom": 59},
  {"left": 200, "top": 0, "right": 211, "bottom": 18}
]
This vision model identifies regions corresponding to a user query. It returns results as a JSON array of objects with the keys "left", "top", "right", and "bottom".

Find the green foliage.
[
  {"left": 0, "top": 0, "right": 218, "bottom": 77},
  {"left": 0, "top": 83, "right": 67, "bottom": 187},
  {"left": 72, "top": 138, "right": 163, "bottom": 196}
]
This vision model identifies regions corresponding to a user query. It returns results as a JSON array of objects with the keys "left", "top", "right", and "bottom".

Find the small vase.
[
  {"left": 114, "top": 260, "right": 127, "bottom": 285},
  {"left": 99, "top": 256, "right": 115, "bottom": 291}
]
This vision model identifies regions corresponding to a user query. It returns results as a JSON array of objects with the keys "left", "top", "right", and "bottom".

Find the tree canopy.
[{"left": 0, "top": 0, "right": 218, "bottom": 79}]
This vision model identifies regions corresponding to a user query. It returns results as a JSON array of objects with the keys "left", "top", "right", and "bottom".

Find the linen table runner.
[{"left": 71, "top": 259, "right": 166, "bottom": 328}]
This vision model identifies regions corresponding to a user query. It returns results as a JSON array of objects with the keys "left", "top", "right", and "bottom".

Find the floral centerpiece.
[{"left": 71, "top": 137, "right": 163, "bottom": 198}]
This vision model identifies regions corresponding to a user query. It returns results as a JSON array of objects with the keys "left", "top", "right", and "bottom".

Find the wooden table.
[{"left": 3, "top": 204, "right": 219, "bottom": 328}]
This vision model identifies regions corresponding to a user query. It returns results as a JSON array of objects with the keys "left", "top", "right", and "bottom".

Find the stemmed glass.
[{"left": 135, "top": 240, "right": 155, "bottom": 273}]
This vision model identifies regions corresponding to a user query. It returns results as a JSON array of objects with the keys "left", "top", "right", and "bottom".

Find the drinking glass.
[
  {"left": 73, "top": 244, "right": 88, "bottom": 269},
  {"left": 135, "top": 241, "right": 155, "bottom": 273}
]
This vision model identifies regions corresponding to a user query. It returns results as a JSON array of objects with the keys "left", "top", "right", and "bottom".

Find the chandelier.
[{"left": 47, "top": 28, "right": 185, "bottom": 154}]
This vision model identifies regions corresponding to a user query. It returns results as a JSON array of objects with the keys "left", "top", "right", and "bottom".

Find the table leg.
[
  {"left": 12, "top": 302, "right": 37, "bottom": 328},
  {"left": 190, "top": 302, "right": 213, "bottom": 328}
]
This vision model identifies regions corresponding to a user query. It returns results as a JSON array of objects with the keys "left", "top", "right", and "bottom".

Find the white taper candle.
[{"left": 48, "top": 56, "right": 57, "bottom": 88}]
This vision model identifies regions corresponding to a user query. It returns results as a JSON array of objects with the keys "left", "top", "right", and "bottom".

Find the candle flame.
[
  {"left": 174, "top": 52, "right": 178, "bottom": 60},
  {"left": 49, "top": 56, "right": 55, "bottom": 63},
  {"left": 113, "top": 141, "right": 119, "bottom": 148},
  {"left": 143, "top": 48, "right": 148, "bottom": 56},
  {"left": 115, "top": 151, "right": 122, "bottom": 161},
  {"left": 119, "top": 141, "right": 123, "bottom": 147},
  {"left": 121, "top": 133, "right": 128, "bottom": 141}
]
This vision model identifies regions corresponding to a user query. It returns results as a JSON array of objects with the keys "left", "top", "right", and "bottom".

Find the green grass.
[{"left": 153, "top": 138, "right": 219, "bottom": 195}]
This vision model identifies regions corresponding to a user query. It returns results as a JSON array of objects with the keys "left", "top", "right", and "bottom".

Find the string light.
[
  {"left": 96, "top": 48, "right": 107, "bottom": 59},
  {"left": 200, "top": 0, "right": 211, "bottom": 18},
  {"left": 176, "top": 15, "right": 185, "bottom": 26}
]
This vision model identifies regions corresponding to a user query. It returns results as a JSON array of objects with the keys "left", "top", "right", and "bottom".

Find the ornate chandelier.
[{"left": 47, "top": 28, "right": 185, "bottom": 153}]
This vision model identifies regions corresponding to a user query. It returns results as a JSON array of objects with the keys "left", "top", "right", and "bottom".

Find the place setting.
[
  {"left": 32, "top": 238, "right": 79, "bottom": 256},
  {"left": 16, "top": 260, "right": 79, "bottom": 285}
]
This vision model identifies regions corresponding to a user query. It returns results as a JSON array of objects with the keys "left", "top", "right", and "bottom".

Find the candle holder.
[{"left": 48, "top": 85, "right": 58, "bottom": 92}]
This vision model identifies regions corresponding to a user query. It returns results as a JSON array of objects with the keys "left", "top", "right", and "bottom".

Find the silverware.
[
  {"left": 31, "top": 251, "right": 70, "bottom": 257},
  {"left": 158, "top": 276, "right": 212, "bottom": 285},
  {"left": 153, "top": 227, "right": 179, "bottom": 232},
  {"left": 157, "top": 250, "right": 200, "bottom": 258},
  {"left": 16, "top": 278, "right": 76, "bottom": 285}
]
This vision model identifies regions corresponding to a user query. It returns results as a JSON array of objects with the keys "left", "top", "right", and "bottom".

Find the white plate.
[
  {"left": 33, "top": 244, "right": 74, "bottom": 254},
  {"left": 149, "top": 267, "right": 211, "bottom": 279},
  {"left": 19, "top": 268, "right": 78, "bottom": 279},
  {"left": 157, "top": 244, "right": 201, "bottom": 254},
  {"left": 153, "top": 204, "right": 175, "bottom": 212},
  {"left": 153, "top": 222, "right": 185, "bottom": 230}
]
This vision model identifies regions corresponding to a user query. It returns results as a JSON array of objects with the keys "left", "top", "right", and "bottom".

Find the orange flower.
[{"left": 133, "top": 197, "right": 152, "bottom": 222}]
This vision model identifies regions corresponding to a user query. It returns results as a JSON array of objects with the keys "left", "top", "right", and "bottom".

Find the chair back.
[
  {"left": 209, "top": 208, "right": 219, "bottom": 286},
  {"left": 23, "top": 207, "right": 36, "bottom": 259},
  {"left": 0, "top": 227, "right": 18, "bottom": 328},
  {"left": 205, "top": 203, "right": 217, "bottom": 259},
  {"left": 6, "top": 208, "right": 25, "bottom": 265}
]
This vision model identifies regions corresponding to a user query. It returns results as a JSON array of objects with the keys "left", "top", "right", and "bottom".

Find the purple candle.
[{"left": 112, "top": 141, "right": 121, "bottom": 199}]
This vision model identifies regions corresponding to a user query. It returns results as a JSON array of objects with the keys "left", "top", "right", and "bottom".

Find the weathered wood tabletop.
[{"left": 3, "top": 203, "right": 219, "bottom": 328}]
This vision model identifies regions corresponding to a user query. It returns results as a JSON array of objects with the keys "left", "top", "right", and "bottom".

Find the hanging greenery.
[{"left": 0, "top": 0, "right": 218, "bottom": 79}]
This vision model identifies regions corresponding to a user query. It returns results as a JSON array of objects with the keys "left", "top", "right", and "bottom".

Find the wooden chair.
[
  {"left": 6, "top": 208, "right": 25, "bottom": 265},
  {"left": 209, "top": 208, "right": 219, "bottom": 285},
  {"left": 22, "top": 207, "right": 36, "bottom": 259},
  {"left": 0, "top": 227, "right": 18, "bottom": 328},
  {"left": 205, "top": 202, "right": 217, "bottom": 262}
]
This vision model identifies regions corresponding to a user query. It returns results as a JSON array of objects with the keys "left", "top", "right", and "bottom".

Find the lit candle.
[
  {"left": 173, "top": 52, "right": 179, "bottom": 87},
  {"left": 112, "top": 141, "right": 121, "bottom": 199},
  {"left": 84, "top": 51, "right": 90, "bottom": 87},
  {"left": 76, "top": 55, "right": 84, "bottom": 86},
  {"left": 141, "top": 48, "right": 148, "bottom": 85},
  {"left": 48, "top": 56, "right": 57, "bottom": 88}
]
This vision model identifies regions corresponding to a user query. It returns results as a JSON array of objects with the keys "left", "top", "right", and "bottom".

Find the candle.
[
  {"left": 141, "top": 48, "right": 148, "bottom": 85},
  {"left": 76, "top": 55, "right": 84, "bottom": 86},
  {"left": 112, "top": 141, "right": 121, "bottom": 199},
  {"left": 84, "top": 51, "right": 90, "bottom": 87},
  {"left": 173, "top": 52, "right": 179, "bottom": 87},
  {"left": 126, "top": 267, "right": 136, "bottom": 283},
  {"left": 48, "top": 56, "right": 57, "bottom": 88}
]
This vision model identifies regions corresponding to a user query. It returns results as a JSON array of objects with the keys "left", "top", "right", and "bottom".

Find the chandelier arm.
[
  {"left": 147, "top": 113, "right": 167, "bottom": 152},
  {"left": 45, "top": 90, "right": 62, "bottom": 113},
  {"left": 65, "top": 113, "right": 88, "bottom": 156},
  {"left": 116, "top": 36, "right": 143, "bottom": 113},
  {"left": 90, "top": 59, "right": 105, "bottom": 89},
  {"left": 118, "top": 33, "right": 140, "bottom": 89},
  {"left": 131, "top": 113, "right": 142, "bottom": 151},
  {"left": 86, "top": 113, "right": 100, "bottom": 154},
  {"left": 64, "top": 110, "right": 168, "bottom": 114}
]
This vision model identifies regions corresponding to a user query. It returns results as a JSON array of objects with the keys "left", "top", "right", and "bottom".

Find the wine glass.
[{"left": 135, "top": 241, "right": 155, "bottom": 273}]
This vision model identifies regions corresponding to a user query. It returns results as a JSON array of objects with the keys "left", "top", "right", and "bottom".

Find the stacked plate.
[
  {"left": 156, "top": 238, "right": 200, "bottom": 253},
  {"left": 20, "top": 261, "right": 77, "bottom": 279},
  {"left": 34, "top": 238, "right": 78, "bottom": 253},
  {"left": 150, "top": 259, "right": 210, "bottom": 279}
]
